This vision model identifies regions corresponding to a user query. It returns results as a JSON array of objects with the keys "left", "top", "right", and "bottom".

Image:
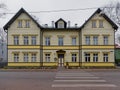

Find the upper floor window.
[
  {"left": 58, "top": 37, "right": 63, "bottom": 46},
  {"left": 93, "top": 36, "right": 98, "bottom": 45},
  {"left": 103, "top": 53, "right": 108, "bottom": 62},
  {"left": 45, "top": 54, "right": 50, "bottom": 62},
  {"left": 103, "top": 36, "right": 108, "bottom": 45},
  {"left": 72, "top": 37, "right": 76, "bottom": 45},
  {"left": 85, "top": 53, "right": 90, "bottom": 62},
  {"left": 58, "top": 22, "right": 64, "bottom": 28},
  {"left": 18, "top": 20, "right": 22, "bottom": 28},
  {"left": 24, "top": 36, "right": 29, "bottom": 45},
  {"left": 99, "top": 20, "right": 104, "bottom": 28},
  {"left": 31, "top": 53, "right": 36, "bottom": 62},
  {"left": 85, "top": 36, "right": 90, "bottom": 45},
  {"left": 14, "top": 36, "right": 19, "bottom": 45},
  {"left": 45, "top": 37, "right": 50, "bottom": 46},
  {"left": 92, "top": 20, "right": 97, "bottom": 28},
  {"left": 72, "top": 54, "right": 77, "bottom": 62},
  {"left": 93, "top": 53, "right": 98, "bottom": 62},
  {"left": 31, "top": 36, "right": 36, "bottom": 45},
  {"left": 24, "top": 53, "right": 29, "bottom": 62},
  {"left": 25, "top": 20, "right": 30, "bottom": 28},
  {"left": 14, "top": 53, "right": 19, "bottom": 62}
]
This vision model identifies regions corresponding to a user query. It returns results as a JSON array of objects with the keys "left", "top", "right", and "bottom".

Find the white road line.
[
  {"left": 56, "top": 74, "right": 94, "bottom": 77},
  {"left": 55, "top": 76, "right": 99, "bottom": 79},
  {"left": 52, "top": 84, "right": 117, "bottom": 87},
  {"left": 54, "top": 80, "right": 106, "bottom": 82}
]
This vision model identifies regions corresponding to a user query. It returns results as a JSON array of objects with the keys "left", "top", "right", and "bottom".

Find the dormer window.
[
  {"left": 55, "top": 18, "right": 67, "bottom": 28},
  {"left": 58, "top": 22, "right": 64, "bottom": 28}
]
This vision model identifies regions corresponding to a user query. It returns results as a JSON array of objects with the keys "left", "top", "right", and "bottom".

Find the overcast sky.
[{"left": 0, "top": 0, "right": 120, "bottom": 27}]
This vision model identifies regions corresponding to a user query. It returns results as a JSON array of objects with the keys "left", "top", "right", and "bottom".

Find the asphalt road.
[{"left": 0, "top": 69, "right": 120, "bottom": 90}]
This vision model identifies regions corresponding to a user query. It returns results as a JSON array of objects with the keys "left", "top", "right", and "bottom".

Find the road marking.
[
  {"left": 55, "top": 76, "right": 99, "bottom": 79},
  {"left": 52, "top": 84, "right": 117, "bottom": 87},
  {"left": 56, "top": 74, "right": 94, "bottom": 77},
  {"left": 54, "top": 80, "right": 106, "bottom": 82}
]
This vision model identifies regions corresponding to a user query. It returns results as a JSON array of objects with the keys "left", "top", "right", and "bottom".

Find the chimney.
[
  {"left": 68, "top": 21, "right": 70, "bottom": 28},
  {"left": 75, "top": 23, "right": 78, "bottom": 28},
  {"left": 52, "top": 21, "right": 54, "bottom": 28}
]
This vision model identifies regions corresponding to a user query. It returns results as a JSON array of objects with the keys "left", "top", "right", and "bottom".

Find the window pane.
[
  {"left": 45, "top": 37, "right": 50, "bottom": 46},
  {"left": 24, "top": 36, "right": 29, "bottom": 45},
  {"left": 92, "top": 20, "right": 96, "bottom": 28},
  {"left": 31, "top": 53, "right": 36, "bottom": 62},
  {"left": 103, "top": 54, "right": 108, "bottom": 62},
  {"left": 25, "top": 20, "right": 30, "bottom": 28},
  {"left": 58, "top": 23, "right": 64, "bottom": 28},
  {"left": 93, "top": 36, "right": 98, "bottom": 45},
  {"left": 93, "top": 53, "right": 98, "bottom": 62},
  {"left": 24, "top": 53, "right": 29, "bottom": 62},
  {"left": 14, "top": 53, "right": 19, "bottom": 62},
  {"left": 18, "top": 20, "right": 22, "bottom": 28},
  {"left": 104, "top": 36, "right": 108, "bottom": 45},
  {"left": 31, "top": 36, "right": 36, "bottom": 45},
  {"left": 99, "top": 20, "right": 103, "bottom": 28},
  {"left": 85, "top": 53, "right": 90, "bottom": 62},
  {"left": 72, "top": 54, "right": 77, "bottom": 62},
  {"left": 14, "top": 36, "right": 19, "bottom": 45},
  {"left": 58, "top": 37, "right": 63, "bottom": 46},
  {"left": 45, "top": 54, "right": 50, "bottom": 62},
  {"left": 72, "top": 37, "right": 76, "bottom": 45},
  {"left": 86, "top": 36, "right": 90, "bottom": 45}
]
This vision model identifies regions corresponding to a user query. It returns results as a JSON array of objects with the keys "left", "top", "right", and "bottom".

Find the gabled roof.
[
  {"left": 3, "top": 8, "right": 42, "bottom": 30},
  {"left": 80, "top": 8, "right": 118, "bottom": 30}
]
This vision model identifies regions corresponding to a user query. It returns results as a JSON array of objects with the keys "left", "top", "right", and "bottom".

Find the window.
[
  {"left": 72, "top": 37, "right": 76, "bottom": 45},
  {"left": 45, "top": 54, "right": 50, "bottom": 62},
  {"left": 58, "top": 37, "right": 63, "bottom": 46},
  {"left": 85, "top": 53, "right": 90, "bottom": 62},
  {"left": 24, "top": 53, "right": 29, "bottom": 62},
  {"left": 72, "top": 54, "right": 77, "bottom": 62},
  {"left": 103, "top": 36, "right": 108, "bottom": 45},
  {"left": 25, "top": 20, "right": 30, "bottom": 28},
  {"left": 93, "top": 36, "right": 98, "bottom": 45},
  {"left": 24, "top": 36, "right": 29, "bottom": 45},
  {"left": 58, "top": 22, "right": 64, "bottom": 28},
  {"left": 99, "top": 20, "right": 103, "bottom": 28},
  {"left": 92, "top": 20, "right": 97, "bottom": 28},
  {"left": 93, "top": 53, "right": 98, "bottom": 62},
  {"left": 86, "top": 36, "right": 90, "bottom": 45},
  {"left": 31, "top": 36, "right": 36, "bottom": 45},
  {"left": 18, "top": 20, "right": 22, "bottom": 28},
  {"left": 103, "top": 54, "right": 108, "bottom": 62},
  {"left": 14, "top": 53, "right": 19, "bottom": 62},
  {"left": 31, "top": 53, "right": 36, "bottom": 62},
  {"left": 45, "top": 37, "right": 50, "bottom": 46},
  {"left": 14, "top": 36, "right": 19, "bottom": 45}
]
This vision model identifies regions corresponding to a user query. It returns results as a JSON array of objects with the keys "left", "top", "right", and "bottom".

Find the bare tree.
[{"left": 0, "top": 3, "right": 7, "bottom": 18}]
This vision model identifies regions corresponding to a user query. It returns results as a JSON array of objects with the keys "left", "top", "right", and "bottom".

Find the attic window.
[
  {"left": 58, "top": 22, "right": 64, "bottom": 28},
  {"left": 18, "top": 20, "right": 22, "bottom": 28},
  {"left": 92, "top": 20, "right": 97, "bottom": 28},
  {"left": 99, "top": 20, "right": 104, "bottom": 28},
  {"left": 25, "top": 20, "right": 30, "bottom": 28}
]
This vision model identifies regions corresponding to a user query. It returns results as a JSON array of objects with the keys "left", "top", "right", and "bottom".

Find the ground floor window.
[
  {"left": 14, "top": 53, "right": 19, "bottom": 62},
  {"left": 85, "top": 53, "right": 90, "bottom": 62},
  {"left": 24, "top": 53, "right": 29, "bottom": 62},
  {"left": 72, "top": 54, "right": 77, "bottom": 62},
  {"left": 93, "top": 53, "right": 98, "bottom": 62},
  {"left": 103, "top": 53, "right": 108, "bottom": 62},
  {"left": 45, "top": 54, "right": 50, "bottom": 62},
  {"left": 31, "top": 53, "right": 36, "bottom": 62}
]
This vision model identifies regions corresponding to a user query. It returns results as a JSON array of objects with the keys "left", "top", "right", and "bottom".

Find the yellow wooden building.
[{"left": 3, "top": 8, "right": 118, "bottom": 68}]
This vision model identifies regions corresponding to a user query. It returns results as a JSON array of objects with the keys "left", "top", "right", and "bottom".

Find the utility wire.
[{"left": 2, "top": 7, "right": 118, "bottom": 14}]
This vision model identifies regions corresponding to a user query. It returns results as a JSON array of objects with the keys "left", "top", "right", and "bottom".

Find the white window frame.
[
  {"left": 85, "top": 53, "right": 90, "bottom": 62},
  {"left": 93, "top": 36, "right": 98, "bottom": 45},
  {"left": 58, "top": 22, "right": 64, "bottom": 28},
  {"left": 104, "top": 36, "right": 108, "bottom": 45},
  {"left": 103, "top": 53, "right": 108, "bottom": 62},
  {"left": 58, "top": 37, "right": 63, "bottom": 46},
  {"left": 72, "top": 37, "right": 76, "bottom": 45},
  {"left": 24, "top": 36, "right": 29, "bottom": 45},
  {"left": 72, "top": 54, "right": 77, "bottom": 62},
  {"left": 31, "top": 36, "right": 36, "bottom": 45},
  {"left": 45, "top": 37, "right": 50, "bottom": 46},
  {"left": 14, "top": 36, "right": 19, "bottom": 45},
  {"left": 24, "top": 53, "right": 29, "bottom": 62},
  {"left": 45, "top": 54, "right": 50, "bottom": 62},
  {"left": 14, "top": 53, "right": 19, "bottom": 62},
  {"left": 93, "top": 53, "right": 98, "bottom": 62},
  {"left": 31, "top": 53, "right": 36, "bottom": 62},
  {"left": 86, "top": 36, "right": 90, "bottom": 45}
]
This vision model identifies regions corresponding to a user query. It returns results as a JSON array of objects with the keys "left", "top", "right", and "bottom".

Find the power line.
[{"left": 2, "top": 7, "right": 119, "bottom": 14}]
